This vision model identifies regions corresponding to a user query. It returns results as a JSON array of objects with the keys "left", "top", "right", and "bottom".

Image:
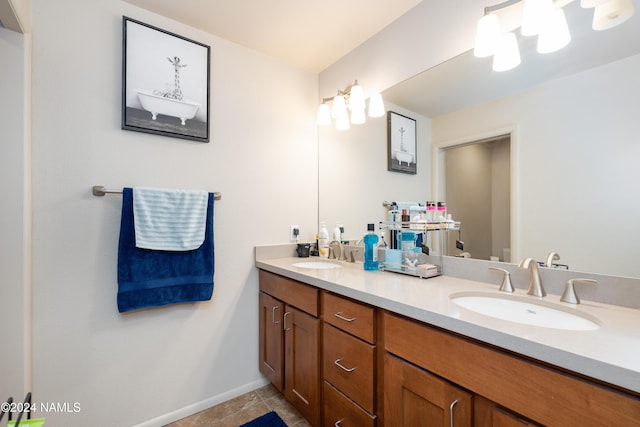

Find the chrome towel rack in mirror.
[{"left": 92, "top": 185, "right": 222, "bottom": 200}]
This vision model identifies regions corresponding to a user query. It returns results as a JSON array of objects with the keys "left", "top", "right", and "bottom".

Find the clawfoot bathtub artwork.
[{"left": 136, "top": 89, "right": 200, "bottom": 125}]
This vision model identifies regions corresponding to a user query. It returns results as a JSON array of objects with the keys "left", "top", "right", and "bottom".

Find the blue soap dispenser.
[{"left": 363, "top": 223, "right": 379, "bottom": 271}]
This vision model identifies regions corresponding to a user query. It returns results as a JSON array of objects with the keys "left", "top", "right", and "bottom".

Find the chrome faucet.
[{"left": 518, "top": 258, "right": 546, "bottom": 297}]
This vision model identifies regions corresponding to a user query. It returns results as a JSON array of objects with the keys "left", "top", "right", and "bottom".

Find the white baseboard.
[{"left": 133, "top": 378, "right": 270, "bottom": 427}]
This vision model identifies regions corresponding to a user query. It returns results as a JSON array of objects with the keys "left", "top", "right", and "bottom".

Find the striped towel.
[{"left": 133, "top": 187, "right": 208, "bottom": 251}]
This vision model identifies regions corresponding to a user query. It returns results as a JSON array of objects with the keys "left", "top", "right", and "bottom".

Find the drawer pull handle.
[
  {"left": 283, "top": 311, "right": 292, "bottom": 331},
  {"left": 335, "top": 419, "right": 344, "bottom": 427},
  {"left": 334, "top": 358, "right": 356, "bottom": 373},
  {"left": 271, "top": 306, "right": 280, "bottom": 324},
  {"left": 334, "top": 312, "right": 356, "bottom": 322},
  {"left": 449, "top": 399, "right": 459, "bottom": 427}
]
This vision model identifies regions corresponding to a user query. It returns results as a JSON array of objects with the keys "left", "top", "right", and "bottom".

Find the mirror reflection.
[
  {"left": 442, "top": 135, "right": 511, "bottom": 262},
  {"left": 318, "top": 4, "right": 640, "bottom": 278}
]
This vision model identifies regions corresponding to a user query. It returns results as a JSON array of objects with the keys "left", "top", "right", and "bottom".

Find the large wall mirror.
[{"left": 319, "top": 4, "right": 640, "bottom": 278}]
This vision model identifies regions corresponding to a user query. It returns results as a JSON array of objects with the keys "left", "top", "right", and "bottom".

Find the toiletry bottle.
[
  {"left": 318, "top": 222, "right": 330, "bottom": 258},
  {"left": 333, "top": 222, "right": 343, "bottom": 241},
  {"left": 426, "top": 201, "right": 436, "bottom": 222},
  {"left": 363, "top": 223, "right": 379, "bottom": 271},
  {"left": 437, "top": 202, "right": 447, "bottom": 222},
  {"left": 401, "top": 209, "right": 410, "bottom": 228}
]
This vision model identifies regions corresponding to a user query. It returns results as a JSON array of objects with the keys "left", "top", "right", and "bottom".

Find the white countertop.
[{"left": 255, "top": 256, "right": 640, "bottom": 395}]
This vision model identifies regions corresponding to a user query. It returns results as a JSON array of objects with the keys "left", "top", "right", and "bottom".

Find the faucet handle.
[
  {"left": 561, "top": 278, "right": 597, "bottom": 304},
  {"left": 328, "top": 240, "right": 343, "bottom": 260},
  {"left": 488, "top": 267, "right": 515, "bottom": 293}
]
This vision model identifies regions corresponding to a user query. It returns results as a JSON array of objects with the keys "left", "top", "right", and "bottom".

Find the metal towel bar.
[{"left": 92, "top": 185, "right": 221, "bottom": 200}]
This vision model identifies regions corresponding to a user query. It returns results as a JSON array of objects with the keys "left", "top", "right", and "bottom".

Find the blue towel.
[{"left": 117, "top": 188, "right": 214, "bottom": 313}]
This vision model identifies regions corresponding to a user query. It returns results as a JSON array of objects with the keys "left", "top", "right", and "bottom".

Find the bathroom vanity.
[{"left": 255, "top": 247, "right": 640, "bottom": 426}]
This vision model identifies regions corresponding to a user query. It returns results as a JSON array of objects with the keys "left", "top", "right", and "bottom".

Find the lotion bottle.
[
  {"left": 333, "top": 222, "right": 343, "bottom": 241},
  {"left": 318, "top": 222, "right": 330, "bottom": 258}
]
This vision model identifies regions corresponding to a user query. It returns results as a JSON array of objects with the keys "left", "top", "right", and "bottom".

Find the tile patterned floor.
[{"left": 164, "top": 384, "right": 311, "bottom": 427}]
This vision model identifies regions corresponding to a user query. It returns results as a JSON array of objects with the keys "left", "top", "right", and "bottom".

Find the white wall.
[
  {"left": 319, "top": 0, "right": 481, "bottom": 100},
  {"left": 27, "top": 0, "right": 318, "bottom": 425},
  {"left": 318, "top": 103, "right": 431, "bottom": 240},
  {"left": 433, "top": 54, "right": 640, "bottom": 277},
  {"left": 0, "top": 25, "right": 29, "bottom": 403}
]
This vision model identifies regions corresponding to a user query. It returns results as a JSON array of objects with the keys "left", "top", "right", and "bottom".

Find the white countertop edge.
[{"left": 255, "top": 258, "right": 640, "bottom": 395}]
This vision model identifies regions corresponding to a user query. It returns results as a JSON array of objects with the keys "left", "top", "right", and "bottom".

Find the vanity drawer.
[
  {"left": 322, "top": 291, "right": 375, "bottom": 343},
  {"left": 323, "top": 381, "right": 376, "bottom": 427},
  {"left": 323, "top": 323, "right": 375, "bottom": 413},
  {"left": 259, "top": 270, "right": 318, "bottom": 316}
]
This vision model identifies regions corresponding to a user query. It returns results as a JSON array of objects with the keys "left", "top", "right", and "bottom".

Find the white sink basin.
[
  {"left": 292, "top": 261, "right": 341, "bottom": 270},
  {"left": 450, "top": 292, "right": 600, "bottom": 331}
]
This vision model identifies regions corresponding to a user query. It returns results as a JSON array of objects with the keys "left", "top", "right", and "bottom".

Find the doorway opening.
[{"left": 440, "top": 134, "right": 511, "bottom": 262}]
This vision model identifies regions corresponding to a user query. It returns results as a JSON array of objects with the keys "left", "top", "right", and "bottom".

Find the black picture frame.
[
  {"left": 122, "top": 17, "right": 210, "bottom": 142},
  {"left": 387, "top": 111, "right": 417, "bottom": 174}
]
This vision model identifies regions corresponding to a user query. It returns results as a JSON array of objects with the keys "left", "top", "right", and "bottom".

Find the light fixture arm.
[
  {"left": 321, "top": 80, "right": 359, "bottom": 104},
  {"left": 317, "top": 79, "right": 384, "bottom": 129},
  {"left": 483, "top": 0, "right": 522, "bottom": 14}
]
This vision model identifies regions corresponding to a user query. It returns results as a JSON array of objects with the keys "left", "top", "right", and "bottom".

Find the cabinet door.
[
  {"left": 475, "top": 396, "right": 542, "bottom": 427},
  {"left": 259, "top": 292, "right": 284, "bottom": 391},
  {"left": 384, "top": 354, "right": 472, "bottom": 427},
  {"left": 284, "top": 305, "right": 320, "bottom": 426}
]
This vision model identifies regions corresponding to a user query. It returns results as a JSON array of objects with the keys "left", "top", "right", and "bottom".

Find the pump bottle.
[{"left": 318, "top": 222, "right": 330, "bottom": 258}]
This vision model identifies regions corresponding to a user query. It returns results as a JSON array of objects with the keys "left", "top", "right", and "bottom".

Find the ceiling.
[{"left": 123, "top": 0, "right": 423, "bottom": 73}]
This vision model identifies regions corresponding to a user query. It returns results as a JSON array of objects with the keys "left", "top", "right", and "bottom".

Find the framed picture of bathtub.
[
  {"left": 122, "top": 17, "right": 210, "bottom": 142},
  {"left": 387, "top": 111, "right": 417, "bottom": 174}
]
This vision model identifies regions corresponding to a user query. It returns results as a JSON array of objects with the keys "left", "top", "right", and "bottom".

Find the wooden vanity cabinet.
[
  {"left": 259, "top": 271, "right": 320, "bottom": 426},
  {"left": 384, "top": 353, "right": 472, "bottom": 426},
  {"left": 474, "top": 396, "right": 541, "bottom": 427},
  {"left": 258, "top": 291, "right": 284, "bottom": 390},
  {"left": 321, "top": 291, "right": 378, "bottom": 426},
  {"left": 259, "top": 268, "right": 640, "bottom": 427},
  {"left": 383, "top": 311, "right": 640, "bottom": 427}
]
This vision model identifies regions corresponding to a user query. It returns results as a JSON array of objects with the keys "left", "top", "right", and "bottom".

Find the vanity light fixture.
[
  {"left": 474, "top": 0, "right": 634, "bottom": 72},
  {"left": 589, "top": 0, "right": 635, "bottom": 30},
  {"left": 317, "top": 80, "right": 385, "bottom": 130}
]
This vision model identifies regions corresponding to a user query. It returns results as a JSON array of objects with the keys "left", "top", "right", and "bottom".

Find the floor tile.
[{"left": 164, "top": 385, "right": 311, "bottom": 426}]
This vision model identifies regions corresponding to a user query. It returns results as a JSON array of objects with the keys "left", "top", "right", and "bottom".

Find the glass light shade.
[
  {"left": 316, "top": 103, "right": 331, "bottom": 126},
  {"left": 348, "top": 84, "right": 365, "bottom": 111},
  {"left": 522, "top": 0, "right": 555, "bottom": 36},
  {"left": 368, "top": 93, "right": 385, "bottom": 117},
  {"left": 335, "top": 113, "right": 350, "bottom": 130},
  {"left": 332, "top": 95, "right": 347, "bottom": 119},
  {"left": 474, "top": 13, "right": 501, "bottom": 57},
  {"left": 350, "top": 107, "right": 366, "bottom": 125},
  {"left": 492, "top": 32, "right": 521, "bottom": 72},
  {"left": 581, "top": 0, "right": 608, "bottom": 8},
  {"left": 537, "top": 7, "right": 571, "bottom": 53},
  {"left": 592, "top": 0, "right": 635, "bottom": 30}
]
